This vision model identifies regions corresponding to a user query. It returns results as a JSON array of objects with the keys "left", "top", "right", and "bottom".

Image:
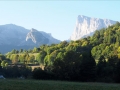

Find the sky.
[{"left": 0, "top": 0, "right": 120, "bottom": 41}]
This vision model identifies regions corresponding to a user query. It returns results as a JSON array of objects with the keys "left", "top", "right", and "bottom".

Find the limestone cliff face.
[
  {"left": 26, "top": 28, "right": 49, "bottom": 45},
  {"left": 26, "top": 28, "right": 60, "bottom": 46},
  {"left": 70, "top": 15, "right": 117, "bottom": 40}
]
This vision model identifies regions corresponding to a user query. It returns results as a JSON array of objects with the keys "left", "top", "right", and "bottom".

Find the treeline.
[
  {"left": 0, "top": 65, "right": 31, "bottom": 78},
  {"left": 0, "top": 22, "right": 120, "bottom": 82}
]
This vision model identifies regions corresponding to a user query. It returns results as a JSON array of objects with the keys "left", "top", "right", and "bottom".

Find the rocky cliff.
[{"left": 70, "top": 15, "right": 117, "bottom": 40}]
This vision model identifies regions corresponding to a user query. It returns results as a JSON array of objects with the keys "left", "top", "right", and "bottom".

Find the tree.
[
  {"left": 47, "top": 47, "right": 54, "bottom": 55},
  {"left": 115, "top": 60, "right": 120, "bottom": 83},
  {"left": 1, "top": 60, "right": 6, "bottom": 68},
  {"left": 11, "top": 49, "right": 16, "bottom": 54},
  {"left": 52, "top": 50, "right": 81, "bottom": 81},
  {"left": 12, "top": 54, "right": 19, "bottom": 64},
  {"left": 36, "top": 51, "right": 46, "bottom": 65},
  {"left": 0, "top": 54, "right": 6, "bottom": 60},
  {"left": 28, "top": 55, "right": 35, "bottom": 63},
  {"left": 25, "top": 54, "right": 29, "bottom": 64},
  {"left": 59, "top": 41, "right": 68, "bottom": 48},
  {"left": 79, "top": 52, "right": 96, "bottom": 82},
  {"left": 103, "top": 56, "right": 118, "bottom": 82},
  {"left": 96, "top": 56, "right": 107, "bottom": 81},
  {"left": 19, "top": 54, "right": 26, "bottom": 63},
  {"left": 33, "top": 47, "right": 40, "bottom": 53},
  {"left": 56, "top": 52, "right": 64, "bottom": 60},
  {"left": 19, "top": 49, "right": 23, "bottom": 53},
  {"left": 32, "top": 68, "right": 53, "bottom": 80},
  {"left": 5, "top": 63, "right": 8, "bottom": 68}
]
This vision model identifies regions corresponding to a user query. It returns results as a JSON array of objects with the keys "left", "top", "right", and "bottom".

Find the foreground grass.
[{"left": 0, "top": 79, "right": 120, "bottom": 90}]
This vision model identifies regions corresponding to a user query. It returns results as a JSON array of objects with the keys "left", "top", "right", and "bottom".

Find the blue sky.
[{"left": 0, "top": 1, "right": 120, "bottom": 41}]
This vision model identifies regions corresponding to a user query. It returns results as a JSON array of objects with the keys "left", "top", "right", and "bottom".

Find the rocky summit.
[{"left": 70, "top": 15, "right": 117, "bottom": 41}]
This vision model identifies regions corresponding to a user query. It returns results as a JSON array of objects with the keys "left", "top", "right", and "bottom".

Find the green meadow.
[{"left": 0, "top": 79, "right": 120, "bottom": 90}]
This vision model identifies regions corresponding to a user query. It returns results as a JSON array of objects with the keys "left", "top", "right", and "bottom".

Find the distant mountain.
[
  {"left": 0, "top": 24, "right": 29, "bottom": 45},
  {"left": 0, "top": 24, "right": 60, "bottom": 53},
  {"left": 25, "top": 28, "right": 49, "bottom": 46},
  {"left": 25, "top": 28, "right": 60, "bottom": 46},
  {"left": 70, "top": 15, "right": 117, "bottom": 40}
]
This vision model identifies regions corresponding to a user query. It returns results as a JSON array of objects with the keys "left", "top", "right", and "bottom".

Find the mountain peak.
[
  {"left": 70, "top": 15, "right": 117, "bottom": 41},
  {"left": 31, "top": 28, "right": 38, "bottom": 32},
  {"left": 78, "top": 15, "right": 89, "bottom": 18}
]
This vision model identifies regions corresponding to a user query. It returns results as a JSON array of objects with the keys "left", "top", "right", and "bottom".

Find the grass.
[{"left": 0, "top": 79, "right": 120, "bottom": 90}]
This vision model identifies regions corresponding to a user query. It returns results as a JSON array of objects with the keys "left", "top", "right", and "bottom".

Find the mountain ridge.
[
  {"left": 0, "top": 24, "right": 60, "bottom": 53},
  {"left": 70, "top": 15, "right": 117, "bottom": 40}
]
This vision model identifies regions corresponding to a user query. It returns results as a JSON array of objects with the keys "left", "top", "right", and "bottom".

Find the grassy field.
[{"left": 0, "top": 79, "right": 120, "bottom": 90}]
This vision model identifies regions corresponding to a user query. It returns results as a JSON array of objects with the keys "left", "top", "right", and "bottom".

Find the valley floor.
[{"left": 0, "top": 79, "right": 120, "bottom": 90}]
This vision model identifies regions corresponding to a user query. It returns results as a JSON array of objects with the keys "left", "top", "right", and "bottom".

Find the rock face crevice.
[
  {"left": 70, "top": 15, "right": 117, "bottom": 41},
  {"left": 25, "top": 28, "right": 49, "bottom": 45}
]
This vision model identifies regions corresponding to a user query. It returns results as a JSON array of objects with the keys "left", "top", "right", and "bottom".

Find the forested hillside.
[{"left": 1, "top": 22, "right": 120, "bottom": 82}]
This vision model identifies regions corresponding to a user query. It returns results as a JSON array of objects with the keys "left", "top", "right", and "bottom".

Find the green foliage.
[
  {"left": 1, "top": 60, "right": 6, "bottom": 68},
  {"left": 79, "top": 52, "right": 96, "bottom": 81},
  {"left": 3, "top": 22, "right": 120, "bottom": 82},
  {"left": 33, "top": 47, "right": 40, "bottom": 53},
  {"left": 28, "top": 55, "right": 35, "bottom": 63},
  {"left": 18, "top": 54, "right": 26, "bottom": 63},
  {"left": 115, "top": 60, "right": 120, "bottom": 82},
  {"left": 52, "top": 50, "right": 81, "bottom": 80},
  {"left": 0, "top": 65, "right": 32, "bottom": 78},
  {"left": 36, "top": 51, "right": 46, "bottom": 65},
  {"left": 32, "top": 68, "right": 54, "bottom": 80}
]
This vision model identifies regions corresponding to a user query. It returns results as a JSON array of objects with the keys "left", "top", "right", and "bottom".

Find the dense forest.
[{"left": 0, "top": 22, "right": 120, "bottom": 83}]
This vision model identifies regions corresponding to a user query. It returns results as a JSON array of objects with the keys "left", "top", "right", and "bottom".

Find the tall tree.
[{"left": 80, "top": 52, "right": 96, "bottom": 81}]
